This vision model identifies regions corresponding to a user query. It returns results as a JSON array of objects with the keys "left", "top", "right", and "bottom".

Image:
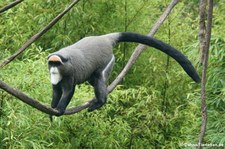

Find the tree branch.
[
  {"left": 198, "top": 0, "right": 213, "bottom": 148},
  {"left": 0, "top": 0, "right": 180, "bottom": 116},
  {"left": 0, "top": 0, "right": 80, "bottom": 68},
  {"left": 199, "top": 0, "right": 207, "bottom": 64},
  {"left": 0, "top": 0, "right": 23, "bottom": 13},
  {"left": 108, "top": 0, "right": 180, "bottom": 93}
]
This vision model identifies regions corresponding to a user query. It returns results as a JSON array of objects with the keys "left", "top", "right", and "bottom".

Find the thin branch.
[
  {"left": 198, "top": 0, "right": 213, "bottom": 148},
  {"left": 108, "top": 0, "right": 180, "bottom": 93},
  {"left": 0, "top": 0, "right": 180, "bottom": 116},
  {"left": 199, "top": 0, "right": 207, "bottom": 64},
  {"left": 0, "top": 0, "right": 80, "bottom": 68},
  {"left": 0, "top": 0, "right": 23, "bottom": 13},
  {"left": 126, "top": 2, "right": 147, "bottom": 28}
]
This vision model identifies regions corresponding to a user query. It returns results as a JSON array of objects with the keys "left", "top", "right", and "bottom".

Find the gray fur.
[{"left": 50, "top": 33, "right": 119, "bottom": 84}]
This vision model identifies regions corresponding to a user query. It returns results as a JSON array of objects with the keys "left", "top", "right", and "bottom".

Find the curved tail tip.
[
  {"left": 193, "top": 74, "right": 201, "bottom": 83},
  {"left": 195, "top": 77, "right": 201, "bottom": 83}
]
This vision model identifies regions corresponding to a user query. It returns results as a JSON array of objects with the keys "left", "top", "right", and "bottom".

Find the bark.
[
  {"left": 0, "top": 0, "right": 23, "bottom": 13},
  {"left": 199, "top": 0, "right": 207, "bottom": 64},
  {"left": 198, "top": 0, "right": 213, "bottom": 148}
]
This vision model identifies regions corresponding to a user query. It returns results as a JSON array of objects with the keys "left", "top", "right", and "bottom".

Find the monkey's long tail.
[{"left": 115, "top": 32, "right": 201, "bottom": 83}]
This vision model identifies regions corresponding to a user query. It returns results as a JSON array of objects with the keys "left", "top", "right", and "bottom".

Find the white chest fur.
[{"left": 50, "top": 67, "right": 62, "bottom": 85}]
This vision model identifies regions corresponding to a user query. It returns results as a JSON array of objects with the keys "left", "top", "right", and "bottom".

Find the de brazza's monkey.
[{"left": 48, "top": 32, "right": 200, "bottom": 116}]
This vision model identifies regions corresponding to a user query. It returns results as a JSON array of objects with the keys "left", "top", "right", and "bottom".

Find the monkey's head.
[{"left": 48, "top": 55, "right": 67, "bottom": 85}]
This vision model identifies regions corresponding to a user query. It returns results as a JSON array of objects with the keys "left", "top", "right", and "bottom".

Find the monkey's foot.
[
  {"left": 88, "top": 102, "right": 104, "bottom": 112},
  {"left": 54, "top": 108, "right": 65, "bottom": 116}
]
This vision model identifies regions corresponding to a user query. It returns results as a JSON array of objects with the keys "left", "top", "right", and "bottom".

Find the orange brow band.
[{"left": 48, "top": 55, "right": 62, "bottom": 62}]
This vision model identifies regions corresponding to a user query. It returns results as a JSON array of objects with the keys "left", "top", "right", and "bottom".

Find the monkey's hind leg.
[
  {"left": 88, "top": 56, "right": 115, "bottom": 112},
  {"left": 88, "top": 76, "right": 107, "bottom": 112}
]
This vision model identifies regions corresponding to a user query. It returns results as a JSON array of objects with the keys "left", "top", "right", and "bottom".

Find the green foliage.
[
  {"left": 204, "top": 36, "right": 225, "bottom": 145},
  {"left": 1, "top": 0, "right": 225, "bottom": 148}
]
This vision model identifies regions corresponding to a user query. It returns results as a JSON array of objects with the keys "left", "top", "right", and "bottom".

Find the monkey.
[{"left": 48, "top": 32, "right": 200, "bottom": 116}]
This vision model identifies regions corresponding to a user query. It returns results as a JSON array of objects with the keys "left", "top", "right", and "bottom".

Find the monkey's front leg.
[
  {"left": 88, "top": 56, "right": 114, "bottom": 112},
  {"left": 50, "top": 84, "right": 62, "bottom": 121},
  {"left": 51, "top": 84, "right": 62, "bottom": 108},
  {"left": 55, "top": 85, "right": 75, "bottom": 116}
]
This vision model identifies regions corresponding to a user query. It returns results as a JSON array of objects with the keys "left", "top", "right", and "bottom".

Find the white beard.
[{"left": 50, "top": 67, "right": 62, "bottom": 85}]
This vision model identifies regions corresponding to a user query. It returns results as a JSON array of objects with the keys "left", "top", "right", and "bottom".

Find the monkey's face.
[{"left": 48, "top": 55, "right": 63, "bottom": 85}]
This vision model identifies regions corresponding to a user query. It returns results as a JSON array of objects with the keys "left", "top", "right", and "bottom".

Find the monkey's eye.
[{"left": 48, "top": 61, "right": 62, "bottom": 66}]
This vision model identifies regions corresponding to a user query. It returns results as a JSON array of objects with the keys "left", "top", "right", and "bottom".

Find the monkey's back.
[{"left": 53, "top": 35, "right": 116, "bottom": 84}]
